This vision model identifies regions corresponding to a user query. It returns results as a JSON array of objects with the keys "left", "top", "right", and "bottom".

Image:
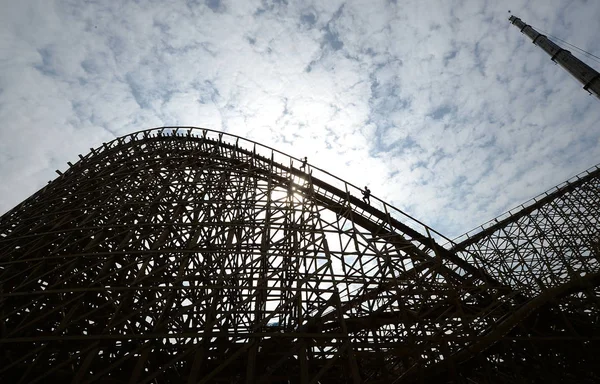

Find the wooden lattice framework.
[{"left": 1, "top": 127, "right": 599, "bottom": 383}]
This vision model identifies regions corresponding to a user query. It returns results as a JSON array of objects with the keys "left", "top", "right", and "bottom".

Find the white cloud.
[{"left": 1, "top": 0, "right": 600, "bottom": 239}]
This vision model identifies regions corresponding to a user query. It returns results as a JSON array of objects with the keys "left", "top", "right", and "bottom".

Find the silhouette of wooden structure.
[{"left": 1, "top": 127, "right": 599, "bottom": 383}]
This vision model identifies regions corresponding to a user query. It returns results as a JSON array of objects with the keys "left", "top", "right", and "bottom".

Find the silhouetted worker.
[
  {"left": 300, "top": 156, "right": 308, "bottom": 171},
  {"left": 362, "top": 186, "right": 371, "bottom": 205}
]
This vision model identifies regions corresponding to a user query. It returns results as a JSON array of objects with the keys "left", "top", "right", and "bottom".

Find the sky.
[{"left": 1, "top": 0, "right": 599, "bottom": 238}]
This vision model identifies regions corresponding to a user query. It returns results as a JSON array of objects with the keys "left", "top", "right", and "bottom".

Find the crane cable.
[{"left": 530, "top": 24, "right": 600, "bottom": 67}]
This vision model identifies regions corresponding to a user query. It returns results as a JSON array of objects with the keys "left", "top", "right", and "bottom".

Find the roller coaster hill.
[{"left": 1, "top": 126, "right": 599, "bottom": 383}]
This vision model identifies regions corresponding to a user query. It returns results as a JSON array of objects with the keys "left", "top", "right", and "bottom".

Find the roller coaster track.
[{"left": 1, "top": 127, "right": 599, "bottom": 383}]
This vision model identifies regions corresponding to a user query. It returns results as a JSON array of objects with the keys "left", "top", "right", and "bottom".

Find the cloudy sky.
[{"left": 1, "top": 0, "right": 599, "bottom": 238}]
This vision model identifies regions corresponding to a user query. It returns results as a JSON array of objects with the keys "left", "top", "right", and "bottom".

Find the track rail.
[{"left": 2, "top": 127, "right": 599, "bottom": 383}]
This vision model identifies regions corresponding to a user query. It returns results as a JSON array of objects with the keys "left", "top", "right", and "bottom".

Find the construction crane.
[{"left": 509, "top": 14, "right": 600, "bottom": 100}]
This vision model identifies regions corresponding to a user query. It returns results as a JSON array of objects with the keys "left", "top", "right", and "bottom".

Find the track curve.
[{"left": 0, "top": 127, "right": 599, "bottom": 383}]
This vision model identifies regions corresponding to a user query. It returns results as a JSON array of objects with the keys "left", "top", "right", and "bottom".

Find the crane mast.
[{"left": 509, "top": 15, "right": 600, "bottom": 100}]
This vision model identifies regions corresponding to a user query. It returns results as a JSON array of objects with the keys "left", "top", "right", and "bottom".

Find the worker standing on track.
[
  {"left": 362, "top": 186, "right": 371, "bottom": 205},
  {"left": 300, "top": 156, "right": 307, "bottom": 171}
]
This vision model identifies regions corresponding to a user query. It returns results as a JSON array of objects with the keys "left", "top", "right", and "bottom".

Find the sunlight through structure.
[{"left": 1, "top": 127, "right": 599, "bottom": 383}]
